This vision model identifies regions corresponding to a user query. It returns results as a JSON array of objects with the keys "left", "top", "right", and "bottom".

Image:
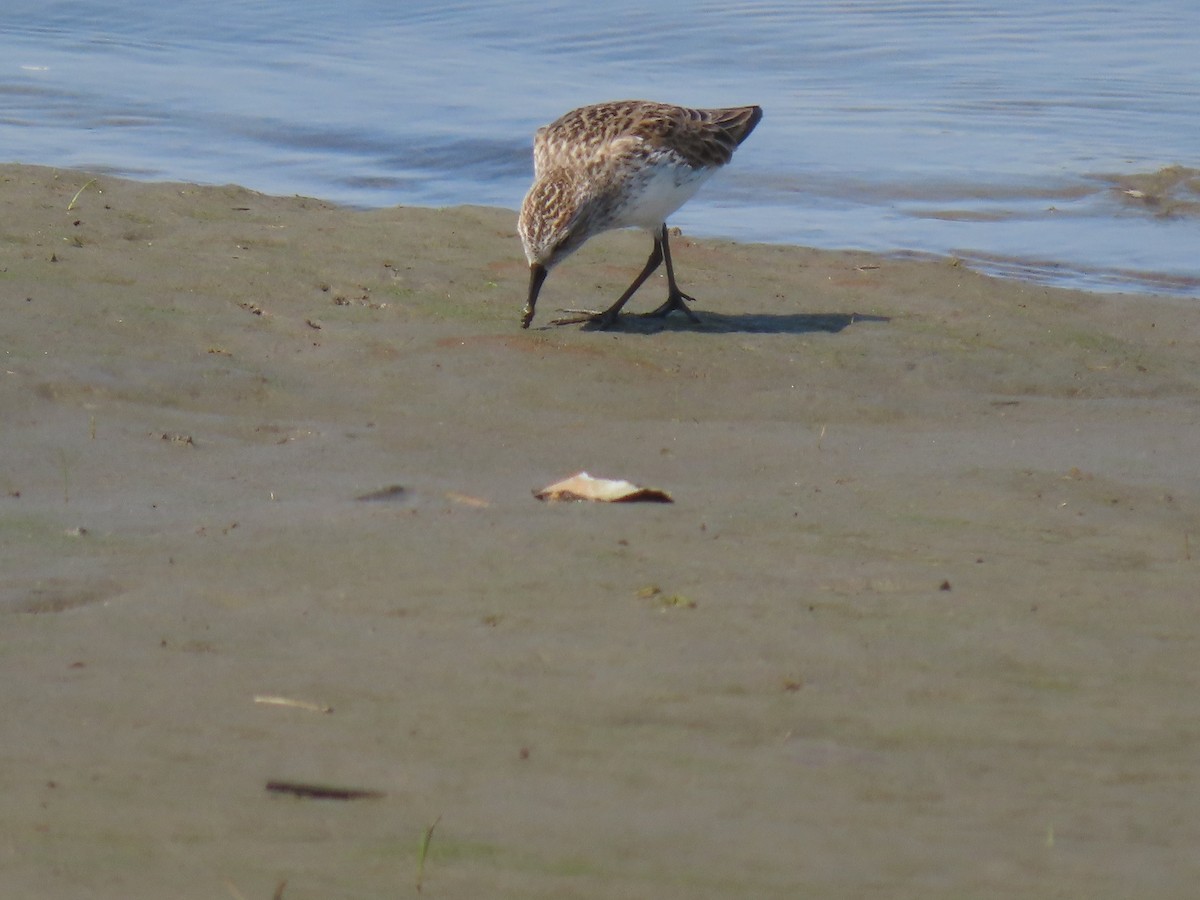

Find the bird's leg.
[
  {"left": 643, "top": 225, "right": 700, "bottom": 322},
  {"left": 550, "top": 237, "right": 665, "bottom": 328}
]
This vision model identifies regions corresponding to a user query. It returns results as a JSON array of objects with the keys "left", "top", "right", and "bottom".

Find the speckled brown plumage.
[{"left": 518, "top": 100, "right": 761, "bottom": 329}]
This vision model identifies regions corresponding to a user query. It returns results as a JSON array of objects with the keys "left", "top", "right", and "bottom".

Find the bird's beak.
[{"left": 521, "top": 263, "right": 548, "bottom": 329}]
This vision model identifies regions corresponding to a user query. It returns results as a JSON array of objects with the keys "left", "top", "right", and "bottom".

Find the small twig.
[
  {"left": 416, "top": 814, "right": 442, "bottom": 893},
  {"left": 265, "top": 780, "right": 384, "bottom": 801},
  {"left": 253, "top": 694, "right": 333, "bottom": 714},
  {"left": 67, "top": 178, "right": 97, "bottom": 211}
]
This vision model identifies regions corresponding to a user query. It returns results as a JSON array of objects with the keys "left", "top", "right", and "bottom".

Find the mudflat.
[{"left": 2, "top": 163, "right": 1197, "bottom": 898}]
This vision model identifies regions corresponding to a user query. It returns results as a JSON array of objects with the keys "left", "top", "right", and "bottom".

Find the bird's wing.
[{"left": 633, "top": 105, "right": 761, "bottom": 170}]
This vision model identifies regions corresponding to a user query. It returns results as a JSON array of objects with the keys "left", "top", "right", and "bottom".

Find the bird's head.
[{"left": 518, "top": 171, "right": 592, "bottom": 328}]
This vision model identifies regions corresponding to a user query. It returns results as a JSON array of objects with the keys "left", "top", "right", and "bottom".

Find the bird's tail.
[{"left": 710, "top": 105, "right": 763, "bottom": 148}]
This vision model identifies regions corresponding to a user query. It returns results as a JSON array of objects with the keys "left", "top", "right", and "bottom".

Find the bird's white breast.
[{"left": 610, "top": 159, "right": 714, "bottom": 231}]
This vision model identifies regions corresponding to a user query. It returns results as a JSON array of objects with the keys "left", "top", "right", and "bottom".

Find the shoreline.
[
  {"left": 10, "top": 158, "right": 1200, "bottom": 301},
  {"left": 3, "top": 163, "right": 1199, "bottom": 898}
]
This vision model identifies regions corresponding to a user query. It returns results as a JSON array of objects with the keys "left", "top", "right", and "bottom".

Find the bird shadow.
[{"left": 555, "top": 310, "right": 890, "bottom": 335}]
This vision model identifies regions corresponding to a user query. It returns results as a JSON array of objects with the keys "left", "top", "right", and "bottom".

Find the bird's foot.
[
  {"left": 549, "top": 308, "right": 622, "bottom": 329},
  {"left": 643, "top": 290, "right": 700, "bottom": 322}
]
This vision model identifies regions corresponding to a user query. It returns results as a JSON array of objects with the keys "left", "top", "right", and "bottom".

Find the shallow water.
[{"left": 2, "top": 0, "right": 1198, "bottom": 296}]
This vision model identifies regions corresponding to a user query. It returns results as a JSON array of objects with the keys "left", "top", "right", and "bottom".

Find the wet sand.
[{"left": 2, "top": 163, "right": 1198, "bottom": 898}]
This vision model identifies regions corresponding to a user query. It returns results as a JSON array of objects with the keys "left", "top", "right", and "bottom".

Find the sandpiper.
[{"left": 518, "top": 100, "right": 762, "bottom": 329}]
